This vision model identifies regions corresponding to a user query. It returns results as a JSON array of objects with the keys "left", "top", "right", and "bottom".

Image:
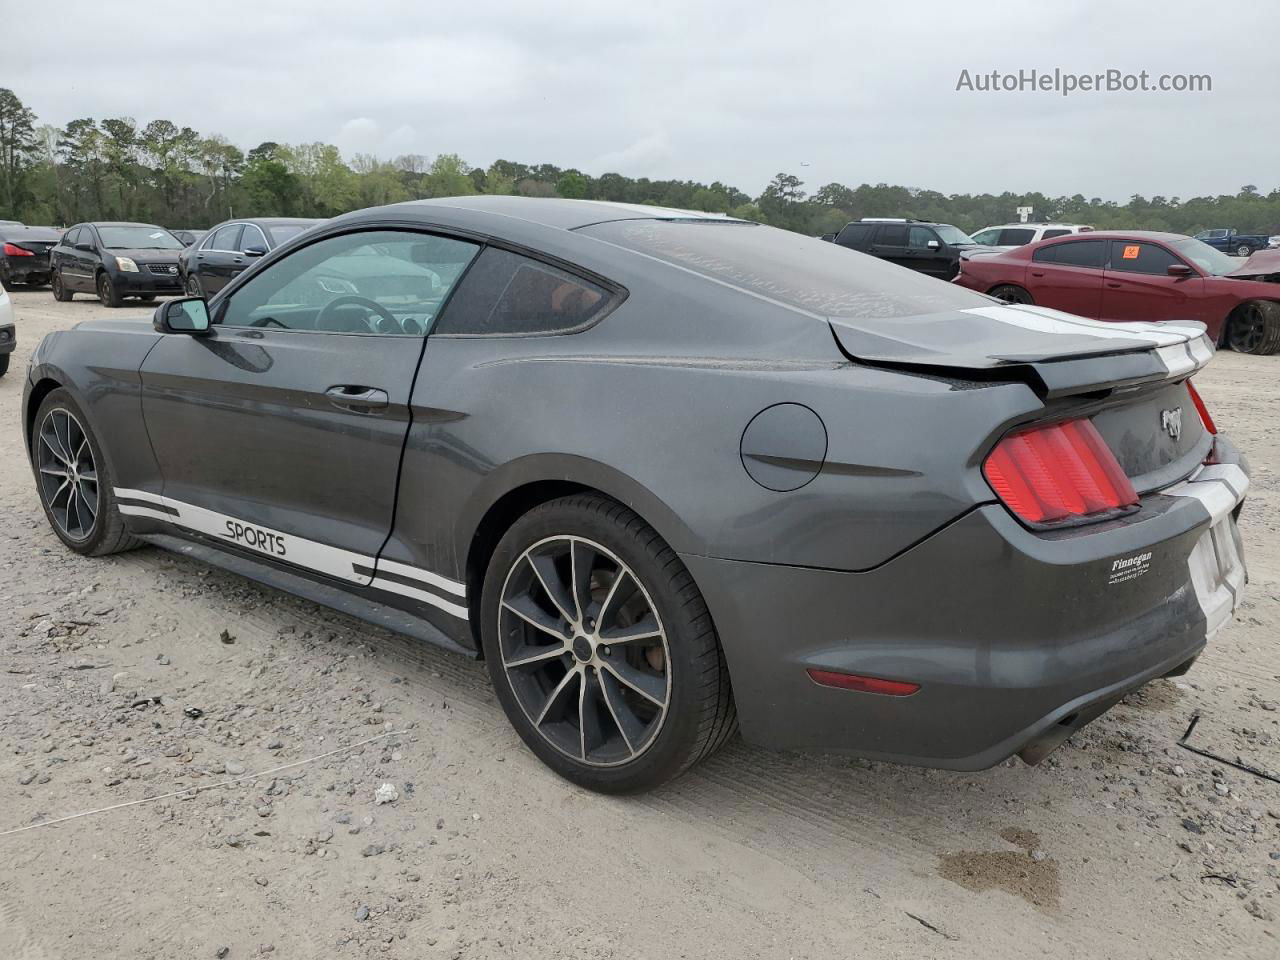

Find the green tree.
[{"left": 0, "top": 88, "right": 39, "bottom": 217}]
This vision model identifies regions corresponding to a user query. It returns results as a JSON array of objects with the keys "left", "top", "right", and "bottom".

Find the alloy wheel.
[
  {"left": 36, "top": 408, "right": 99, "bottom": 541},
  {"left": 1228, "top": 302, "right": 1267, "bottom": 354},
  {"left": 497, "top": 535, "right": 671, "bottom": 766}
]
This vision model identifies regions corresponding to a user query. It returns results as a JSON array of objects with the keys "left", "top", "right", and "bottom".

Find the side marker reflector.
[{"left": 806, "top": 668, "right": 920, "bottom": 697}]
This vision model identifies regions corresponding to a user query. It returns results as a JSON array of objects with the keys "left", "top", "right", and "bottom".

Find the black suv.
[
  {"left": 826, "top": 219, "right": 979, "bottom": 280},
  {"left": 50, "top": 222, "right": 186, "bottom": 306}
]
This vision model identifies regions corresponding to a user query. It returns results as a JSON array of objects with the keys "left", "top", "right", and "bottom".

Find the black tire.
[
  {"left": 1225, "top": 300, "right": 1280, "bottom": 356},
  {"left": 185, "top": 273, "right": 203, "bottom": 298},
  {"left": 138, "top": 294, "right": 156, "bottom": 303},
  {"left": 989, "top": 284, "right": 1035, "bottom": 305},
  {"left": 31, "top": 388, "right": 143, "bottom": 556},
  {"left": 97, "top": 272, "right": 122, "bottom": 308},
  {"left": 1236, "top": 244, "right": 1254, "bottom": 258},
  {"left": 481, "top": 494, "right": 736, "bottom": 793},
  {"left": 52, "top": 269, "right": 74, "bottom": 301},
  {"left": 0, "top": 354, "right": 9, "bottom": 378}
]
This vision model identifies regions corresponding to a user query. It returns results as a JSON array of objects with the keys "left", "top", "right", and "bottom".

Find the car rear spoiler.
[{"left": 828, "top": 304, "right": 1214, "bottom": 400}]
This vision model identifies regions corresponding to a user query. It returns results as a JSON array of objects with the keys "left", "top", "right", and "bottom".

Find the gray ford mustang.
[{"left": 21, "top": 197, "right": 1249, "bottom": 793}]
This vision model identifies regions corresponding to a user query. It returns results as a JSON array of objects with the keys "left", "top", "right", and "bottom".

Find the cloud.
[{"left": 3, "top": 0, "right": 1275, "bottom": 198}]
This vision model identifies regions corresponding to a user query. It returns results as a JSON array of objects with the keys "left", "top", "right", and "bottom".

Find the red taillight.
[
  {"left": 1185, "top": 380, "right": 1216, "bottom": 435},
  {"left": 983, "top": 418, "right": 1138, "bottom": 525},
  {"left": 806, "top": 669, "right": 920, "bottom": 697},
  {"left": 2, "top": 242, "right": 34, "bottom": 257}
]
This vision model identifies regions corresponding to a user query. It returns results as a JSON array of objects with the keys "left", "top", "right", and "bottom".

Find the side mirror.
[
  {"left": 75, "top": 242, "right": 95, "bottom": 252},
  {"left": 243, "top": 245, "right": 267, "bottom": 258},
  {"left": 1167, "top": 263, "right": 1194, "bottom": 277},
  {"left": 154, "top": 297, "right": 211, "bottom": 335},
  {"left": 926, "top": 239, "right": 940, "bottom": 250}
]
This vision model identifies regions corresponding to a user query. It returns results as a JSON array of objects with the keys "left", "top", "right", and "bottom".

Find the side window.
[
  {"left": 907, "top": 226, "right": 938, "bottom": 249},
  {"left": 63, "top": 227, "right": 81, "bottom": 246},
  {"left": 835, "top": 223, "right": 873, "bottom": 247},
  {"left": 1109, "top": 241, "right": 1180, "bottom": 275},
  {"left": 970, "top": 228, "right": 1000, "bottom": 245},
  {"left": 433, "top": 248, "right": 612, "bottom": 337},
  {"left": 1041, "top": 229, "right": 1071, "bottom": 240},
  {"left": 1034, "top": 239, "right": 1105, "bottom": 268},
  {"left": 998, "top": 228, "right": 1036, "bottom": 246},
  {"left": 239, "top": 224, "right": 269, "bottom": 252},
  {"left": 219, "top": 230, "right": 480, "bottom": 336},
  {"left": 875, "top": 224, "right": 908, "bottom": 246},
  {"left": 208, "top": 224, "right": 242, "bottom": 252}
]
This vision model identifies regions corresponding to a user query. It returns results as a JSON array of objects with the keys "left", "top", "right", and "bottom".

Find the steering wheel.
[{"left": 315, "top": 295, "right": 398, "bottom": 333}]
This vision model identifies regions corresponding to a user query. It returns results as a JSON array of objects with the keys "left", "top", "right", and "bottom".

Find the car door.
[
  {"left": 137, "top": 227, "right": 483, "bottom": 584},
  {"left": 68, "top": 226, "right": 99, "bottom": 291},
  {"left": 233, "top": 223, "right": 270, "bottom": 282},
  {"left": 869, "top": 224, "right": 911, "bottom": 270},
  {"left": 903, "top": 226, "right": 949, "bottom": 278},
  {"left": 196, "top": 224, "right": 243, "bottom": 294},
  {"left": 1100, "top": 240, "right": 1205, "bottom": 324},
  {"left": 52, "top": 227, "right": 79, "bottom": 286},
  {"left": 1026, "top": 238, "right": 1107, "bottom": 318}
]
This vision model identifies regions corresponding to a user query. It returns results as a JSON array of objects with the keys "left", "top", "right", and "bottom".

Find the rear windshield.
[
  {"left": 579, "top": 220, "right": 989, "bottom": 319},
  {"left": 268, "top": 224, "right": 310, "bottom": 245},
  {"left": 98, "top": 225, "right": 184, "bottom": 250}
]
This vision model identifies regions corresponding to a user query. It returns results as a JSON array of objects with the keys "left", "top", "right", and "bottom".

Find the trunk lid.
[{"left": 828, "top": 302, "right": 1214, "bottom": 400}]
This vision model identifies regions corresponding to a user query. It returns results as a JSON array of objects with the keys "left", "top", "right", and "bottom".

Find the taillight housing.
[
  {"left": 2, "top": 242, "right": 34, "bottom": 257},
  {"left": 983, "top": 418, "right": 1138, "bottom": 526},
  {"left": 1185, "top": 380, "right": 1216, "bottom": 435}
]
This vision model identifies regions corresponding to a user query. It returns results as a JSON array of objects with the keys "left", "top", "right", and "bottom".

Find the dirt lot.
[{"left": 1, "top": 289, "right": 1277, "bottom": 960}]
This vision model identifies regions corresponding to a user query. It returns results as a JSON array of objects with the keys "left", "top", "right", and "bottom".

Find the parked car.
[
  {"left": 826, "top": 218, "right": 979, "bottom": 280},
  {"left": 1269, "top": 235, "right": 1280, "bottom": 249},
  {"left": 1192, "top": 228, "right": 1272, "bottom": 258},
  {"left": 955, "top": 231, "right": 1280, "bottom": 354},
  {"left": 969, "top": 222, "right": 1093, "bottom": 252},
  {"left": 0, "top": 225, "right": 60, "bottom": 289},
  {"left": 23, "top": 197, "right": 1248, "bottom": 792},
  {"left": 178, "top": 218, "right": 321, "bottom": 297},
  {"left": 49, "top": 222, "right": 186, "bottom": 306},
  {"left": 0, "top": 286, "right": 13, "bottom": 377},
  {"left": 0, "top": 219, "right": 24, "bottom": 229}
]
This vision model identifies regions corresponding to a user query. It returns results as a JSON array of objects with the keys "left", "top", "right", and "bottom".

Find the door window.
[
  {"left": 835, "top": 222, "right": 874, "bottom": 247},
  {"left": 219, "top": 229, "right": 480, "bottom": 336},
  {"left": 208, "top": 224, "right": 242, "bottom": 252},
  {"left": 239, "top": 224, "right": 269, "bottom": 252},
  {"left": 1033, "top": 239, "right": 1105, "bottom": 268},
  {"left": 1108, "top": 241, "right": 1181, "bottom": 275},
  {"left": 875, "top": 224, "right": 908, "bottom": 246},
  {"left": 63, "top": 227, "right": 81, "bottom": 246},
  {"left": 433, "top": 248, "right": 612, "bottom": 336},
  {"left": 970, "top": 228, "right": 1001, "bottom": 245},
  {"left": 907, "top": 226, "right": 939, "bottom": 249},
  {"left": 997, "top": 228, "right": 1036, "bottom": 245},
  {"left": 1041, "top": 229, "right": 1072, "bottom": 240}
]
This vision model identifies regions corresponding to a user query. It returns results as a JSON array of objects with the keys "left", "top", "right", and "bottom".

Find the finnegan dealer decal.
[{"left": 1108, "top": 551, "right": 1153, "bottom": 586}]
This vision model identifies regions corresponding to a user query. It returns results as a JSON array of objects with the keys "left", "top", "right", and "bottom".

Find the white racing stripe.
[
  {"left": 1163, "top": 463, "right": 1249, "bottom": 639},
  {"left": 113, "top": 487, "right": 468, "bottom": 620}
]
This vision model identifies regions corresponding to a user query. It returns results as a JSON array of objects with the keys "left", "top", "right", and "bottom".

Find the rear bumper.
[
  {"left": 686, "top": 437, "right": 1249, "bottom": 770},
  {"left": 4, "top": 261, "right": 50, "bottom": 282},
  {"left": 0, "top": 323, "right": 14, "bottom": 355}
]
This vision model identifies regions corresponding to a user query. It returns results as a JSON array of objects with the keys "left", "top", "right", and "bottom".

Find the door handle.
[
  {"left": 325, "top": 385, "right": 389, "bottom": 411},
  {"left": 1030, "top": 271, "right": 1045, "bottom": 277},
  {"left": 1106, "top": 281, "right": 1122, "bottom": 288}
]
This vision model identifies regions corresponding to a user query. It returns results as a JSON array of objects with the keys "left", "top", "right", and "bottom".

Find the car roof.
[
  {"left": 376, "top": 196, "right": 743, "bottom": 232},
  {"left": 86, "top": 221, "right": 170, "bottom": 229},
  {"left": 983, "top": 222, "right": 1089, "bottom": 229},
  {"left": 1039, "top": 229, "right": 1187, "bottom": 243}
]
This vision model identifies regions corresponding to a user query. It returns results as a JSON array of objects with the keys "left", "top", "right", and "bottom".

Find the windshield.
[
  {"left": 268, "top": 224, "right": 311, "bottom": 245},
  {"left": 970, "top": 228, "right": 1001, "bottom": 245},
  {"left": 97, "top": 225, "right": 184, "bottom": 250},
  {"left": 935, "top": 224, "right": 976, "bottom": 245},
  {"left": 1170, "top": 237, "right": 1240, "bottom": 276}
]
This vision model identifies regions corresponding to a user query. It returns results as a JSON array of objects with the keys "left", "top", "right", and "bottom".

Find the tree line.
[{"left": 1, "top": 87, "right": 1277, "bottom": 238}]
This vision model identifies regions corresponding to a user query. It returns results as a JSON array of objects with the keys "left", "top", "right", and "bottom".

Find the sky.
[{"left": 6, "top": 0, "right": 1274, "bottom": 201}]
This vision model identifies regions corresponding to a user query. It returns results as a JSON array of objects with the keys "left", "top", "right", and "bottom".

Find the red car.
[{"left": 955, "top": 230, "right": 1280, "bottom": 355}]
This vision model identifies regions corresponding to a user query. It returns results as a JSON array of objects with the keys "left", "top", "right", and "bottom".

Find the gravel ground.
[{"left": 0, "top": 289, "right": 1277, "bottom": 959}]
